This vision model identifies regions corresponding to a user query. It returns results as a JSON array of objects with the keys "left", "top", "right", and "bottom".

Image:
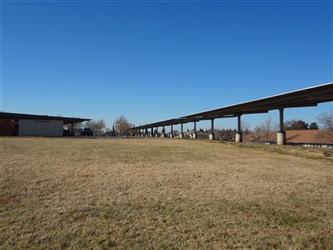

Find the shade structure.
[{"left": 131, "top": 82, "right": 333, "bottom": 130}]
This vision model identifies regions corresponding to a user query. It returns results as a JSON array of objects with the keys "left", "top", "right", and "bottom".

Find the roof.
[
  {"left": 0, "top": 112, "right": 91, "bottom": 124},
  {"left": 243, "top": 130, "right": 333, "bottom": 145},
  {"left": 132, "top": 82, "right": 333, "bottom": 129}
]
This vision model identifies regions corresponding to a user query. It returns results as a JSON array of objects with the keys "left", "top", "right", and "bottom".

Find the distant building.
[
  {"left": 284, "top": 130, "right": 333, "bottom": 148},
  {"left": 243, "top": 130, "right": 333, "bottom": 148},
  {"left": 0, "top": 112, "right": 90, "bottom": 137}
]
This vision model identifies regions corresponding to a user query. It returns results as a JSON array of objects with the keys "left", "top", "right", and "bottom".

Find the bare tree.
[
  {"left": 85, "top": 120, "right": 95, "bottom": 130},
  {"left": 63, "top": 123, "right": 83, "bottom": 136},
  {"left": 215, "top": 129, "right": 234, "bottom": 141},
  {"left": 316, "top": 111, "right": 333, "bottom": 142},
  {"left": 72, "top": 123, "right": 83, "bottom": 136},
  {"left": 85, "top": 119, "right": 106, "bottom": 136},
  {"left": 263, "top": 117, "right": 273, "bottom": 142},
  {"left": 114, "top": 115, "right": 133, "bottom": 136},
  {"left": 95, "top": 119, "right": 106, "bottom": 136},
  {"left": 253, "top": 126, "right": 263, "bottom": 142},
  {"left": 254, "top": 117, "right": 273, "bottom": 143},
  {"left": 318, "top": 111, "right": 333, "bottom": 131},
  {"left": 241, "top": 120, "right": 250, "bottom": 135}
]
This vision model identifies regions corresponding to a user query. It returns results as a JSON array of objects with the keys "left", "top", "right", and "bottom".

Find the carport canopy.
[{"left": 132, "top": 82, "right": 333, "bottom": 130}]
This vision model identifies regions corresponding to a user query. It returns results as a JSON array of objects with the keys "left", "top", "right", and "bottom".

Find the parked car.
[
  {"left": 80, "top": 128, "right": 94, "bottom": 136},
  {"left": 63, "top": 129, "right": 73, "bottom": 136}
]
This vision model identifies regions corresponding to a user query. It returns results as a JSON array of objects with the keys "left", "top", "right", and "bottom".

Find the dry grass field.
[{"left": 1, "top": 137, "right": 333, "bottom": 249}]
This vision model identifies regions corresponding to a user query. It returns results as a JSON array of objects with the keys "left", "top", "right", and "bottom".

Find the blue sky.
[{"left": 1, "top": 0, "right": 332, "bottom": 130}]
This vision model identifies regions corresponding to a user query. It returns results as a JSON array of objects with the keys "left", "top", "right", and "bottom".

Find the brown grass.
[{"left": 1, "top": 137, "right": 332, "bottom": 249}]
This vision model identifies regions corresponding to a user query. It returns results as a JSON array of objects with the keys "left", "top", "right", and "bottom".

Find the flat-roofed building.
[{"left": 0, "top": 112, "right": 90, "bottom": 137}]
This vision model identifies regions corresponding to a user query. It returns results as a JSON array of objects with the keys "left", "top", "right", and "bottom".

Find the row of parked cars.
[{"left": 63, "top": 128, "right": 94, "bottom": 136}]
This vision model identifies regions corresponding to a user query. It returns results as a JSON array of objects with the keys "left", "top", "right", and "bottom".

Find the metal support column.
[
  {"left": 192, "top": 121, "right": 197, "bottom": 139},
  {"left": 277, "top": 108, "right": 286, "bottom": 145},
  {"left": 161, "top": 126, "right": 165, "bottom": 138},
  {"left": 235, "top": 115, "right": 242, "bottom": 142},
  {"left": 179, "top": 123, "right": 184, "bottom": 138},
  {"left": 71, "top": 123, "right": 74, "bottom": 136},
  {"left": 209, "top": 119, "right": 215, "bottom": 140}
]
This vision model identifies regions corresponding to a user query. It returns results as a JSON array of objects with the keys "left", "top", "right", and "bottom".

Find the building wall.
[{"left": 18, "top": 119, "right": 63, "bottom": 137}]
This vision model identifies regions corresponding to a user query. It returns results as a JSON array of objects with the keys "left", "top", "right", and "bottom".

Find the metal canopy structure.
[
  {"left": 0, "top": 112, "right": 90, "bottom": 124},
  {"left": 132, "top": 82, "right": 333, "bottom": 130}
]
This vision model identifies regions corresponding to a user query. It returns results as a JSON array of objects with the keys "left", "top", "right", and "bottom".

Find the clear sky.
[{"left": 1, "top": 0, "right": 332, "bottom": 130}]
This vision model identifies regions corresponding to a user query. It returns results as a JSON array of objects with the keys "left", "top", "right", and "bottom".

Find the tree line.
[
  {"left": 249, "top": 111, "right": 332, "bottom": 143},
  {"left": 67, "top": 111, "right": 332, "bottom": 138},
  {"left": 66, "top": 115, "right": 134, "bottom": 137}
]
